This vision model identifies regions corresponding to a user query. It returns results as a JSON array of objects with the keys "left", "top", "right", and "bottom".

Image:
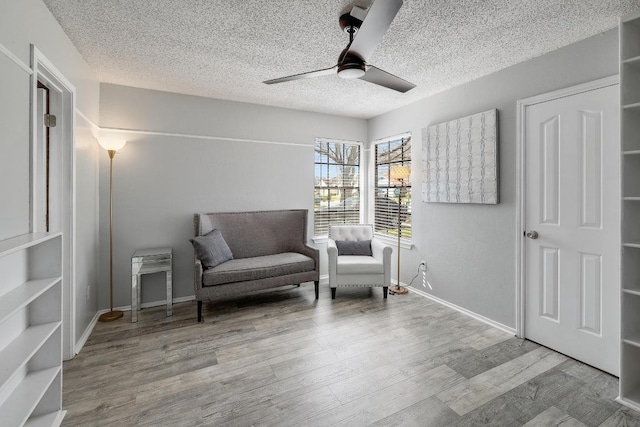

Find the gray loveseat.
[{"left": 192, "top": 209, "right": 319, "bottom": 322}]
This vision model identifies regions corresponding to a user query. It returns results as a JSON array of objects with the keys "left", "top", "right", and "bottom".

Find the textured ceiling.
[{"left": 43, "top": 0, "right": 640, "bottom": 119}]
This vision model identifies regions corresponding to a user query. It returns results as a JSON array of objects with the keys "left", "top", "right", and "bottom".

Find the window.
[
  {"left": 374, "top": 134, "right": 411, "bottom": 239},
  {"left": 314, "top": 139, "right": 361, "bottom": 237}
]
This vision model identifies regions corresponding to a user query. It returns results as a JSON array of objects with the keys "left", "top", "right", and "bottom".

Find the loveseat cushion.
[{"left": 202, "top": 252, "right": 315, "bottom": 287}]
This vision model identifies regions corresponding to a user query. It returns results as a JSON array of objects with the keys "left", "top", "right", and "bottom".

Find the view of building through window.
[
  {"left": 314, "top": 139, "right": 361, "bottom": 237},
  {"left": 374, "top": 135, "right": 412, "bottom": 239}
]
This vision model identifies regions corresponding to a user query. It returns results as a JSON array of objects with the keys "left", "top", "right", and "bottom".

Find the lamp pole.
[
  {"left": 390, "top": 165, "right": 409, "bottom": 295},
  {"left": 98, "top": 139, "right": 126, "bottom": 322}
]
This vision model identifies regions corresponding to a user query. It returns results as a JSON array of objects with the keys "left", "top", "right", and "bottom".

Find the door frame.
[
  {"left": 515, "top": 75, "right": 619, "bottom": 338},
  {"left": 30, "top": 45, "right": 77, "bottom": 360}
]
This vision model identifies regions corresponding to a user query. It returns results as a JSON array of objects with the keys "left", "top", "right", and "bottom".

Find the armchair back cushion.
[{"left": 329, "top": 224, "right": 374, "bottom": 242}]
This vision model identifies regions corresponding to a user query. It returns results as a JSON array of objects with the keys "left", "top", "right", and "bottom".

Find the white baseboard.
[
  {"left": 74, "top": 310, "right": 101, "bottom": 355},
  {"left": 409, "top": 286, "right": 516, "bottom": 335},
  {"left": 319, "top": 274, "right": 329, "bottom": 284},
  {"left": 111, "top": 295, "right": 196, "bottom": 312}
]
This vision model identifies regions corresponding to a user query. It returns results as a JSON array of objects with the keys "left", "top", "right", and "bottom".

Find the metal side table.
[{"left": 131, "top": 247, "right": 172, "bottom": 323}]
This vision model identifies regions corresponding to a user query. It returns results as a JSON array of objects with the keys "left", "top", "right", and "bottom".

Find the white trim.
[
  {"left": 372, "top": 131, "right": 412, "bottom": 144},
  {"left": 30, "top": 45, "right": 78, "bottom": 361},
  {"left": 319, "top": 274, "right": 329, "bottom": 284},
  {"left": 514, "top": 75, "right": 619, "bottom": 338},
  {"left": 74, "top": 310, "right": 101, "bottom": 355},
  {"left": 108, "top": 295, "right": 196, "bottom": 313},
  {"left": 0, "top": 41, "right": 33, "bottom": 75},
  {"left": 616, "top": 396, "right": 640, "bottom": 412},
  {"left": 409, "top": 286, "right": 516, "bottom": 335},
  {"left": 75, "top": 109, "right": 100, "bottom": 131},
  {"left": 101, "top": 126, "right": 313, "bottom": 148},
  {"left": 316, "top": 136, "right": 364, "bottom": 145}
]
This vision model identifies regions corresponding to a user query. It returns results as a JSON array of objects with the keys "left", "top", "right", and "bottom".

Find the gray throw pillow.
[
  {"left": 190, "top": 229, "right": 233, "bottom": 269},
  {"left": 335, "top": 240, "right": 372, "bottom": 256}
]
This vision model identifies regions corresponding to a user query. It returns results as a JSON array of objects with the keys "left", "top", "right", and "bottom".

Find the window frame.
[
  {"left": 372, "top": 132, "right": 412, "bottom": 244},
  {"left": 313, "top": 137, "right": 364, "bottom": 239}
]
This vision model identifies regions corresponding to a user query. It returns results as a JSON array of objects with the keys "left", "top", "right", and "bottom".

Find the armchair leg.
[
  {"left": 314, "top": 281, "right": 319, "bottom": 299},
  {"left": 383, "top": 287, "right": 388, "bottom": 299},
  {"left": 331, "top": 287, "right": 336, "bottom": 299},
  {"left": 197, "top": 300, "right": 203, "bottom": 322}
]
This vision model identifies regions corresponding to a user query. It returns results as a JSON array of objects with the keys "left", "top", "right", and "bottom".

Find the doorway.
[
  {"left": 516, "top": 76, "right": 620, "bottom": 375},
  {"left": 31, "top": 46, "right": 76, "bottom": 360}
]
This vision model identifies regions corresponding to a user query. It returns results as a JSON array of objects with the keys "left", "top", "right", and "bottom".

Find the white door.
[{"left": 524, "top": 83, "right": 620, "bottom": 375}]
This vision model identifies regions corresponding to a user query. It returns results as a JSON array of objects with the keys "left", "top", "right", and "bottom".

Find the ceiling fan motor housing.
[{"left": 337, "top": 51, "right": 366, "bottom": 79}]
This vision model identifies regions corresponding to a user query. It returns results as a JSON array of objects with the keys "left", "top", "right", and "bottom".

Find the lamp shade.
[
  {"left": 390, "top": 165, "right": 410, "bottom": 180},
  {"left": 98, "top": 138, "right": 126, "bottom": 151}
]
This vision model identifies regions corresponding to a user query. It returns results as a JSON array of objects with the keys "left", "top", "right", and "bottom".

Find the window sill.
[
  {"left": 374, "top": 234, "right": 414, "bottom": 250},
  {"left": 312, "top": 236, "right": 328, "bottom": 245}
]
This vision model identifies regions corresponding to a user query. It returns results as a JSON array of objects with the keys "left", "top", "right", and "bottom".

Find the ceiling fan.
[{"left": 263, "top": 0, "right": 415, "bottom": 93}]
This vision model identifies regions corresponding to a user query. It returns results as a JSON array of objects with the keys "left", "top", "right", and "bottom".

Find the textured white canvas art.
[{"left": 422, "top": 109, "right": 498, "bottom": 204}]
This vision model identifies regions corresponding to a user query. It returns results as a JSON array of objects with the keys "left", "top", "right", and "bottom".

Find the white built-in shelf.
[
  {"left": 0, "top": 231, "right": 63, "bottom": 425},
  {"left": 0, "top": 366, "right": 60, "bottom": 427},
  {"left": 24, "top": 410, "right": 65, "bottom": 427},
  {"left": 0, "top": 233, "right": 60, "bottom": 258},
  {"left": 623, "top": 288, "right": 640, "bottom": 297},
  {"left": 0, "top": 278, "right": 61, "bottom": 325},
  {"left": 620, "top": 10, "right": 640, "bottom": 413},
  {"left": 0, "top": 322, "right": 60, "bottom": 391}
]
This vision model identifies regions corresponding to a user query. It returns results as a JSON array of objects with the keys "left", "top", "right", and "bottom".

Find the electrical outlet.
[{"left": 419, "top": 260, "right": 427, "bottom": 271}]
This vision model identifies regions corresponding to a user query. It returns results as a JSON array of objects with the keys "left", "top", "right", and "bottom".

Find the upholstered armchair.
[{"left": 327, "top": 224, "right": 393, "bottom": 299}]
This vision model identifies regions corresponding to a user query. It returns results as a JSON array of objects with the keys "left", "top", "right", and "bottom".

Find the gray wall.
[
  {"left": 99, "top": 84, "right": 367, "bottom": 308},
  {"left": 0, "top": 0, "right": 100, "bottom": 348},
  {"left": 368, "top": 30, "right": 618, "bottom": 328}
]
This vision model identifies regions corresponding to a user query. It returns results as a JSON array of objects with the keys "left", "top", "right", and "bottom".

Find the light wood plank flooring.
[{"left": 62, "top": 284, "right": 640, "bottom": 426}]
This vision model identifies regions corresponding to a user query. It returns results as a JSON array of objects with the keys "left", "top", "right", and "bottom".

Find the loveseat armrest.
[
  {"left": 194, "top": 259, "right": 203, "bottom": 299},
  {"left": 296, "top": 243, "right": 320, "bottom": 278}
]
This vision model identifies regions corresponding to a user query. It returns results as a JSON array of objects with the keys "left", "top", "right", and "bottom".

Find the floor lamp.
[
  {"left": 390, "top": 165, "right": 410, "bottom": 295},
  {"left": 98, "top": 138, "right": 126, "bottom": 322}
]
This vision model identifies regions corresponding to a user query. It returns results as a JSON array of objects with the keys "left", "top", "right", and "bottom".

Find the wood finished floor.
[{"left": 62, "top": 284, "right": 640, "bottom": 426}]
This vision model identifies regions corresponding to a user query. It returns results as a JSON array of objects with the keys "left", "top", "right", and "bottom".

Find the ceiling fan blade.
[
  {"left": 347, "top": 0, "right": 403, "bottom": 63},
  {"left": 264, "top": 65, "right": 337, "bottom": 85},
  {"left": 359, "top": 65, "right": 415, "bottom": 93}
]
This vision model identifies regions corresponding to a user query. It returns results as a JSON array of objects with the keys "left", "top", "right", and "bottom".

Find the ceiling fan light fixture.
[{"left": 337, "top": 63, "right": 366, "bottom": 79}]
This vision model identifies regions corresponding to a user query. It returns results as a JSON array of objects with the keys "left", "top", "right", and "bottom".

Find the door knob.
[{"left": 525, "top": 230, "right": 539, "bottom": 239}]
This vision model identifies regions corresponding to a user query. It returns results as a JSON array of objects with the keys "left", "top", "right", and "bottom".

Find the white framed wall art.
[{"left": 421, "top": 108, "right": 499, "bottom": 204}]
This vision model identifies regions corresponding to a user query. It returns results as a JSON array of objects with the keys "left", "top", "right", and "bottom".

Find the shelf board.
[
  {"left": 623, "top": 150, "right": 640, "bottom": 156},
  {"left": 0, "top": 322, "right": 61, "bottom": 392},
  {"left": 623, "top": 102, "right": 640, "bottom": 110},
  {"left": 0, "top": 233, "right": 61, "bottom": 259},
  {"left": 24, "top": 409, "right": 65, "bottom": 427},
  {"left": 623, "top": 197, "right": 640, "bottom": 201},
  {"left": 623, "top": 242, "right": 640, "bottom": 249},
  {"left": 0, "top": 278, "right": 61, "bottom": 325},
  {"left": 0, "top": 366, "right": 60, "bottom": 427},
  {"left": 623, "top": 288, "right": 640, "bottom": 297}
]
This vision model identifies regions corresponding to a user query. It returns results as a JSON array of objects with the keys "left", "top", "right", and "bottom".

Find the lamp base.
[
  {"left": 389, "top": 285, "right": 409, "bottom": 295},
  {"left": 99, "top": 310, "right": 124, "bottom": 322}
]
